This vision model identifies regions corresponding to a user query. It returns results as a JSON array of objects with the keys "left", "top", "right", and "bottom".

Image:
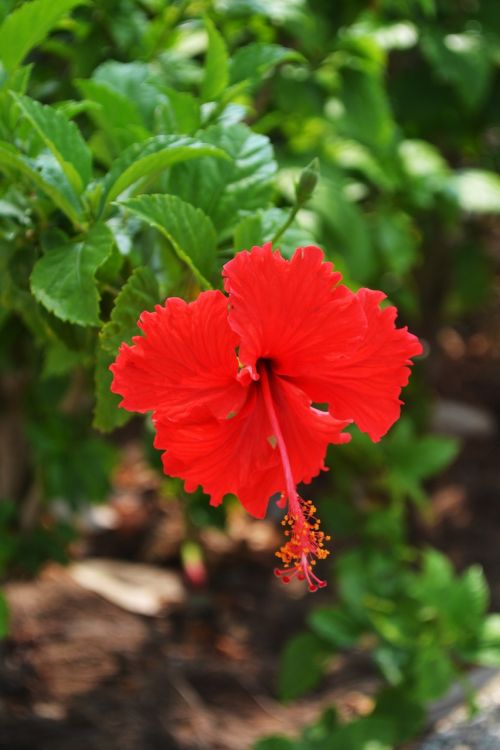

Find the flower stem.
[{"left": 270, "top": 204, "right": 300, "bottom": 247}]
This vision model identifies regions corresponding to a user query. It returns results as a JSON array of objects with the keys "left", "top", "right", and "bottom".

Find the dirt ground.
[{"left": 1, "top": 313, "right": 500, "bottom": 750}]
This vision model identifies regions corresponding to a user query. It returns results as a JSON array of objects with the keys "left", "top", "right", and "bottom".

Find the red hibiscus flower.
[{"left": 110, "top": 244, "right": 422, "bottom": 591}]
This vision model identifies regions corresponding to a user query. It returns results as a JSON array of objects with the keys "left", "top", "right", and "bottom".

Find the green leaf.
[
  {"left": 278, "top": 632, "right": 328, "bottom": 701},
  {"left": 339, "top": 62, "right": 395, "bottom": 151},
  {"left": 0, "top": 0, "right": 85, "bottom": 71},
  {"left": 473, "top": 615, "right": 500, "bottom": 667},
  {"left": 158, "top": 88, "right": 201, "bottom": 135},
  {"left": 452, "top": 170, "right": 500, "bottom": 213},
  {"left": 12, "top": 93, "right": 92, "bottom": 193},
  {"left": 0, "top": 142, "right": 83, "bottom": 226},
  {"left": 308, "top": 606, "right": 360, "bottom": 649},
  {"left": 167, "top": 123, "right": 276, "bottom": 232},
  {"left": 384, "top": 420, "right": 459, "bottom": 503},
  {"left": 421, "top": 30, "right": 493, "bottom": 110},
  {"left": 98, "top": 135, "right": 229, "bottom": 212},
  {"left": 30, "top": 224, "right": 114, "bottom": 326},
  {"left": 371, "top": 209, "right": 419, "bottom": 276},
  {"left": 313, "top": 176, "right": 375, "bottom": 282},
  {"left": 121, "top": 195, "right": 216, "bottom": 288},
  {"left": 201, "top": 18, "right": 229, "bottom": 101},
  {"left": 230, "top": 43, "right": 303, "bottom": 85},
  {"left": 93, "top": 267, "right": 159, "bottom": 432},
  {"left": 77, "top": 79, "right": 149, "bottom": 146},
  {"left": 412, "top": 644, "right": 455, "bottom": 700}
]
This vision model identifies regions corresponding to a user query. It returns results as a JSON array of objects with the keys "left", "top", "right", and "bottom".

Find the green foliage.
[
  {"left": 279, "top": 632, "right": 329, "bottom": 701},
  {"left": 94, "top": 266, "right": 159, "bottom": 431},
  {"left": 30, "top": 224, "right": 114, "bottom": 325},
  {"left": 0, "top": 0, "right": 85, "bottom": 71},
  {"left": 12, "top": 93, "right": 92, "bottom": 192},
  {"left": 122, "top": 195, "right": 216, "bottom": 288},
  {"left": 202, "top": 18, "right": 229, "bottom": 102}
]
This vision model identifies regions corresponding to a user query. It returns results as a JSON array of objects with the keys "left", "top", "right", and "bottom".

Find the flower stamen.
[
  {"left": 259, "top": 363, "right": 331, "bottom": 591},
  {"left": 274, "top": 497, "right": 330, "bottom": 591}
]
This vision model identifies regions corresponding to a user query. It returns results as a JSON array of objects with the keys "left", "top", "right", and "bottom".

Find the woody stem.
[{"left": 259, "top": 364, "right": 301, "bottom": 516}]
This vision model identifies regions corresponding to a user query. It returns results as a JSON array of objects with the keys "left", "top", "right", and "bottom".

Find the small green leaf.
[
  {"left": 201, "top": 18, "right": 229, "bottom": 101},
  {"left": 0, "top": 142, "right": 83, "bottom": 226},
  {"left": 30, "top": 223, "right": 114, "bottom": 326},
  {"left": 98, "top": 135, "right": 229, "bottom": 211},
  {"left": 12, "top": 93, "right": 92, "bottom": 192},
  {"left": 121, "top": 194, "right": 216, "bottom": 288},
  {"left": 230, "top": 43, "right": 303, "bottom": 85},
  {"left": 93, "top": 267, "right": 159, "bottom": 432},
  {"left": 0, "top": 0, "right": 85, "bottom": 71},
  {"left": 278, "top": 632, "right": 328, "bottom": 701}
]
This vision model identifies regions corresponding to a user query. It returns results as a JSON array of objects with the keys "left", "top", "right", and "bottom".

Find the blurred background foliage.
[{"left": 1, "top": 0, "right": 500, "bottom": 748}]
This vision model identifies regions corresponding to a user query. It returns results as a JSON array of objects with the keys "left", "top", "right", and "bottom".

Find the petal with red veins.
[
  {"left": 110, "top": 289, "right": 246, "bottom": 420},
  {"left": 223, "top": 243, "right": 366, "bottom": 381},
  {"left": 295, "top": 289, "right": 423, "bottom": 442}
]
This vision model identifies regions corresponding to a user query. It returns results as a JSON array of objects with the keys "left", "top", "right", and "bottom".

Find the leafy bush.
[{"left": 1, "top": 1, "right": 500, "bottom": 748}]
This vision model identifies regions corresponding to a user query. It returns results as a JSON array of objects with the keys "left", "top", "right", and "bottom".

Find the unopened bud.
[{"left": 295, "top": 158, "right": 320, "bottom": 205}]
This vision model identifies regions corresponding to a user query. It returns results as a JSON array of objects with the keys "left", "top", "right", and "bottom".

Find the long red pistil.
[{"left": 259, "top": 363, "right": 330, "bottom": 591}]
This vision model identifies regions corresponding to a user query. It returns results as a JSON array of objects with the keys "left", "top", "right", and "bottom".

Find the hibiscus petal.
[
  {"left": 270, "top": 374, "right": 352, "bottom": 485},
  {"left": 154, "top": 386, "right": 280, "bottom": 518},
  {"left": 223, "top": 243, "right": 366, "bottom": 381},
  {"left": 154, "top": 373, "right": 350, "bottom": 519},
  {"left": 110, "top": 290, "right": 247, "bottom": 420},
  {"left": 295, "top": 289, "right": 423, "bottom": 442}
]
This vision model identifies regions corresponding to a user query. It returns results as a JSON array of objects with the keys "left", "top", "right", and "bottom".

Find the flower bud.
[{"left": 295, "top": 158, "right": 320, "bottom": 205}]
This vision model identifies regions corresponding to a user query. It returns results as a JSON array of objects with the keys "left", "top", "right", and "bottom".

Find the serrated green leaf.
[
  {"left": 12, "top": 93, "right": 92, "bottom": 193},
  {"left": 0, "top": 142, "right": 83, "bottom": 226},
  {"left": 30, "top": 224, "right": 113, "bottom": 326},
  {"left": 0, "top": 0, "right": 85, "bottom": 71},
  {"left": 230, "top": 43, "right": 303, "bottom": 85},
  {"left": 167, "top": 123, "right": 276, "bottom": 232},
  {"left": 202, "top": 18, "right": 229, "bottom": 101},
  {"left": 94, "top": 267, "right": 159, "bottom": 432},
  {"left": 76, "top": 79, "right": 149, "bottom": 148},
  {"left": 98, "top": 135, "right": 229, "bottom": 212},
  {"left": 121, "top": 195, "right": 216, "bottom": 288},
  {"left": 278, "top": 632, "right": 328, "bottom": 701}
]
